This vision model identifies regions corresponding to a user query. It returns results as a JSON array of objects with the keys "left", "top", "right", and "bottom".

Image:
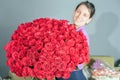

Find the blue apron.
[{"left": 56, "top": 70, "right": 86, "bottom": 80}]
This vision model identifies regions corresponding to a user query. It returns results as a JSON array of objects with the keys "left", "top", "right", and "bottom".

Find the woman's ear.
[{"left": 86, "top": 18, "right": 92, "bottom": 24}]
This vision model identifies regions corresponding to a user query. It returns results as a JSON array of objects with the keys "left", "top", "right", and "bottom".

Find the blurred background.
[{"left": 0, "top": 0, "right": 120, "bottom": 78}]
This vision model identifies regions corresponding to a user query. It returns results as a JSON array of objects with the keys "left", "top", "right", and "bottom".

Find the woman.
[{"left": 56, "top": 1, "right": 95, "bottom": 80}]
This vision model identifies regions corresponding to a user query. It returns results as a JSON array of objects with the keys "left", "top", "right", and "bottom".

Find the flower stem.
[{"left": 31, "top": 77, "right": 34, "bottom": 80}]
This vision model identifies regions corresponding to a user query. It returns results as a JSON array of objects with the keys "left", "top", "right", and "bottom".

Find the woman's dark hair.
[
  {"left": 115, "top": 59, "right": 120, "bottom": 67},
  {"left": 75, "top": 1, "right": 95, "bottom": 18}
]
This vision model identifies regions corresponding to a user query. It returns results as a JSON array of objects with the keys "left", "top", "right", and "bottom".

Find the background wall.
[{"left": 0, "top": 0, "right": 120, "bottom": 78}]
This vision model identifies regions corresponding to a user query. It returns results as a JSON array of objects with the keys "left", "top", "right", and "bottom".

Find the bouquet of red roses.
[{"left": 4, "top": 18, "right": 89, "bottom": 80}]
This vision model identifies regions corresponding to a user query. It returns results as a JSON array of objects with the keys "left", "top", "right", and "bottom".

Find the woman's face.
[{"left": 73, "top": 4, "right": 91, "bottom": 28}]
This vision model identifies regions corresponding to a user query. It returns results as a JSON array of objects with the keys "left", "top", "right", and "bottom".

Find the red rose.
[
  {"left": 22, "top": 67, "right": 32, "bottom": 77},
  {"left": 62, "top": 71, "right": 71, "bottom": 79}
]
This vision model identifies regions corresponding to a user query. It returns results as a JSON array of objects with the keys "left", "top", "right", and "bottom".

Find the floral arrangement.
[
  {"left": 91, "top": 59, "right": 106, "bottom": 70},
  {"left": 4, "top": 18, "right": 89, "bottom": 80},
  {"left": 90, "top": 59, "right": 120, "bottom": 80}
]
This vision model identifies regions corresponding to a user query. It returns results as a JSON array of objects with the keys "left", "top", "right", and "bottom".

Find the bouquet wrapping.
[{"left": 4, "top": 18, "right": 89, "bottom": 80}]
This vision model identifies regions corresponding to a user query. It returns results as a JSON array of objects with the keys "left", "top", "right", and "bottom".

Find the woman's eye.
[
  {"left": 84, "top": 14, "right": 88, "bottom": 17},
  {"left": 76, "top": 10, "right": 80, "bottom": 13}
]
